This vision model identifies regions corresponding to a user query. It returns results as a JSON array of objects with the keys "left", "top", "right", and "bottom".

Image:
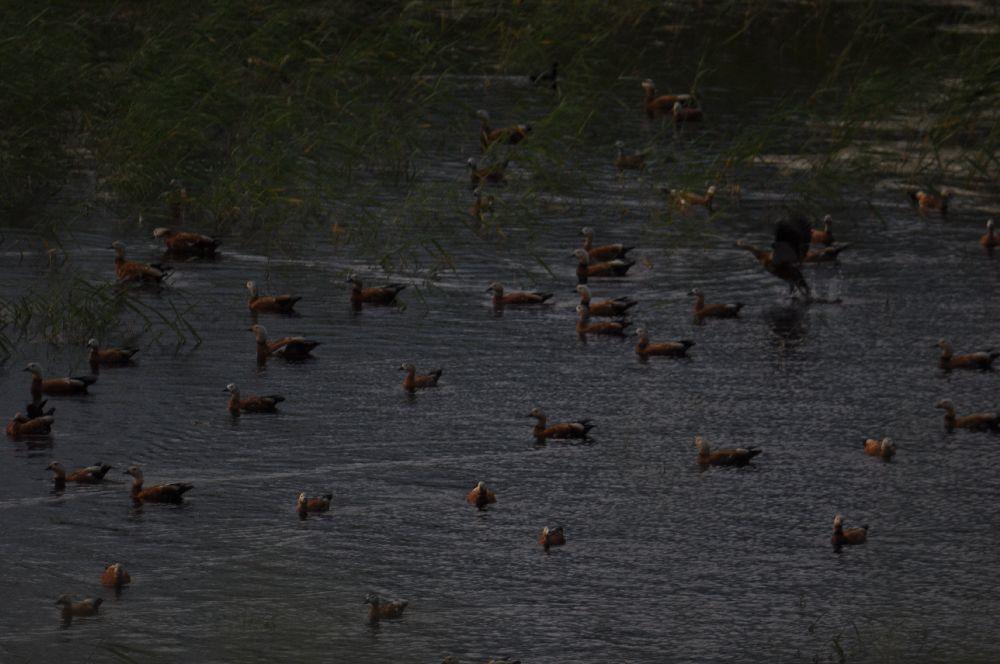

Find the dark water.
[{"left": 3, "top": 10, "right": 1000, "bottom": 664}]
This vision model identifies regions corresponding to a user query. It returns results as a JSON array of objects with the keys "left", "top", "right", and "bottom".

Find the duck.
[
  {"left": 980, "top": 219, "right": 998, "bottom": 250},
  {"left": 24, "top": 363, "right": 96, "bottom": 401},
  {"left": 572, "top": 248, "right": 634, "bottom": 284},
  {"left": 614, "top": 141, "right": 646, "bottom": 172},
  {"left": 673, "top": 101, "right": 703, "bottom": 124},
  {"left": 296, "top": 492, "right": 332, "bottom": 519},
  {"left": 538, "top": 525, "right": 566, "bottom": 552},
  {"left": 152, "top": 227, "right": 220, "bottom": 257},
  {"left": 469, "top": 187, "right": 495, "bottom": 222},
  {"left": 111, "top": 241, "right": 171, "bottom": 283},
  {"left": 486, "top": 282, "right": 553, "bottom": 307},
  {"left": 100, "top": 563, "right": 131, "bottom": 589},
  {"left": 863, "top": 438, "right": 896, "bottom": 461},
  {"left": 248, "top": 324, "right": 320, "bottom": 363},
  {"left": 641, "top": 79, "right": 693, "bottom": 118},
  {"left": 347, "top": 274, "right": 406, "bottom": 310},
  {"left": 666, "top": 185, "right": 716, "bottom": 211},
  {"left": 366, "top": 593, "right": 408, "bottom": 622},
  {"left": 810, "top": 215, "right": 834, "bottom": 245},
  {"left": 576, "top": 304, "right": 630, "bottom": 337},
  {"left": 580, "top": 227, "right": 633, "bottom": 261},
  {"left": 476, "top": 110, "right": 531, "bottom": 151},
  {"left": 124, "top": 465, "right": 193, "bottom": 503},
  {"left": 934, "top": 339, "right": 998, "bottom": 370},
  {"left": 831, "top": 514, "right": 868, "bottom": 550},
  {"left": 908, "top": 188, "right": 952, "bottom": 214},
  {"left": 466, "top": 481, "right": 497, "bottom": 510},
  {"left": 529, "top": 62, "right": 558, "bottom": 90},
  {"left": 6, "top": 412, "right": 55, "bottom": 437},
  {"left": 689, "top": 288, "right": 743, "bottom": 321},
  {"left": 225, "top": 383, "right": 284, "bottom": 415},
  {"left": 246, "top": 280, "right": 301, "bottom": 314},
  {"left": 576, "top": 285, "right": 636, "bottom": 317},
  {"left": 634, "top": 327, "right": 694, "bottom": 358},
  {"left": 87, "top": 339, "right": 139, "bottom": 372},
  {"left": 47, "top": 461, "right": 112, "bottom": 489},
  {"left": 803, "top": 244, "right": 851, "bottom": 263},
  {"left": 467, "top": 158, "right": 509, "bottom": 187},
  {"left": 935, "top": 399, "right": 1000, "bottom": 432},
  {"left": 736, "top": 216, "right": 812, "bottom": 297},
  {"left": 694, "top": 436, "right": 761, "bottom": 466},
  {"left": 56, "top": 595, "right": 102, "bottom": 619},
  {"left": 400, "top": 363, "right": 442, "bottom": 392},
  {"left": 527, "top": 407, "right": 593, "bottom": 442}
]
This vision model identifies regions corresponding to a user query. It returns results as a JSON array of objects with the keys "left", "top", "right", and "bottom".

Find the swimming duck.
[
  {"left": 100, "top": 563, "right": 131, "bottom": 589},
  {"left": 736, "top": 216, "right": 812, "bottom": 297},
  {"left": 56, "top": 595, "right": 102, "bottom": 620},
  {"left": 111, "top": 241, "right": 171, "bottom": 283},
  {"left": 87, "top": 339, "right": 139, "bottom": 372},
  {"left": 641, "top": 79, "right": 693, "bottom": 118},
  {"left": 47, "top": 461, "right": 112, "bottom": 489},
  {"left": 980, "top": 219, "right": 998, "bottom": 250},
  {"left": 831, "top": 514, "right": 868, "bottom": 550},
  {"left": 694, "top": 436, "right": 761, "bottom": 466},
  {"left": 572, "top": 248, "right": 634, "bottom": 284},
  {"left": 347, "top": 274, "right": 406, "bottom": 310},
  {"left": 689, "top": 288, "right": 743, "bottom": 320},
  {"left": 666, "top": 185, "right": 716, "bottom": 211},
  {"left": 576, "top": 285, "right": 636, "bottom": 317},
  {"left": 527, "top": 407, "right": 594, "bottom": 441},
  {"left": 803, "top": 244, "right": 850, "bottom": 263},
  {"left": 400, "top": 363, "right": 442, "bottom": 392},
  {"left": 863, "top": 438, "right": 896, "bottom": 461},
  {"left": 225, "top": 383, "right": 284, "bottom": 415},
  {"left": 576, "top": 304, "right": 630, "bottom": 337},
  {"left": 486, "top": 282, "right": 553, "bottom": 307},
  {"left": 467, "top": 158, "right": 508, "bottom": 187},
  {"left": 246, "top": 280, "right": 301, "bottom": 314},
  {"left": 248, "top": 324, "right": 320, "bottom": 363},
  {"left": 934, "top": 339, "right": 998, "bottom": 370},
  {"left": 634, "top": 327, "right": 693, "bottom": 358},
  {"left": 477, "top": 110, "right": 531, "bottom": 151},
  {"left": 124, "top": 465, "right": 193, "bottom": 503},
  {"left": 673, "top": 101, "right": 703, "bottom": 124},
  {"left": 366, "top": 593, "right": 408, "bottom": 622},
  {"left": 580, "top": 228, "right": 633, "bottom": 261},
  {"left": 469, "top": 187, "right": 495, "bottom": 222},
  {"left": 908, "top": 188, "right": 952, "bottom": 214},
  {"left": 296, "top": 492, "right": 332, "bottom": 519},
  {"left": 538, "top": 525, "right": 566, "bottom": 552},
  {"left": 934, "top": 399, "right": 1000, "bottom": 432},
  {"left": 152, "top": 228, "right": 220, "bottom": 257},
  {"left": 614, "top": 141, "right": 646, "bottom": 172},
  {"left": 810, "top": 215, "right": 834, "bottom": 245},
  {"left": 529, "top": 62, "right": 558, "bottom": 90},
  {"left": 6, "top": 412, "right": 54, "bottom": 437},
  {"left": 24, "top": 363, "right": 96, "bottom": 401},
  {"left": 466, "top": 481, "right": 497, "bottom": 510}
]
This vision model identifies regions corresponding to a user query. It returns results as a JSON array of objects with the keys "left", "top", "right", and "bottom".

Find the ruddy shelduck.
[
  {"left": 56, "top": 595, "right": 102, "bottom": 621},
  {"left": 87, "top": 339, "right": 138, "bottom": 372},
  {"left": 347, "top": 274, "right": 406, "bottom": 310},
  {"left": 6, "top": 412, "right": 54, "bottom": 437},
  {"left": 614, "top": 141, "right": 646, "bottom": 172},
  {"left": 538, "top": 525, "right": 566, "bottom": 552},
  {"left": 935, "top": 399, "right": 1000, "bottom": 432},
  {"left": 527, "top": 407, "right": 593, "bottom": 442},
  {"left": 666, "top": 185, "right": 716, "bottom": 211},
  {"left": 224, "top": 383, "right": 284, "bottom": 415},
  {"left": 24, "top": 363, "right": 96, "bottom": 401},
  {"left": 467, "top": 157, "right": 508, "bottom": 187},
  {"left": 246, "top": 280, "right": 301, "bottom": 314},
  {"left": 934, "top": 339, "right": 998, "bottom": 370},
  {"left": 248, "top": 324, "right": 319, "bottom": 363},
  {"left": 366, "top": 593, "right": 408, "bottom": 622},
  {"left": 400, "top": 363, "right": 442, "bottom": 392},
  {"left": 466, "top": 481, "right": 496, "bottom": 510},
  {"left": 486, "top": 282, "right": 553, "bottom": 307},
  {"left": 47, "top": 461, "right": 112, "bottom": 489},
  {"left": 576, "top": 285, "right": 636, "bottom": 317},
  {"left": 576, "top": 304, "right": 630, "bottom": 337},
  {"left": 811, "top": 215, "right": 834, "bottom": 245},
  {"left": 152, "top": 227, "right": 220, "bottom": 257},
  {"left": 688, "top": 289, "right": 743, "bottom": 321},
  {"left": 694, "top": 436, "right": 761, "bottom": 466},
  {"left": 477, "top": 110, "right": 531, "bottom": 151},
  {"left": 908, "top": 188, "right": 952, "bottom": 214},
  {"left": 296, "top": 492, "right": 332, "bottom": 519},
  {"left": 641, "top": 79, "right": 693, "bottom": 118},
  {"left": 124, "top": 465, "right": 193, "bottom": 503},
  {"left": 111, "top": 241, "right": 171, "bottom": 283},
  {"left": 831, "top": 514, "right": 868, "bottom": 550},
  {"left": 981, "top": 219, "right": 998, "bottom": 250},
  {"left": 580, "top": 227, "right": 633, "bottom": 261},
  {"left": 736, "top": 217, "right": 812, "bottom": 297},
  {"left": 572, "top": 248, "right": 634, "bottom": 284},
  {"left": 634, "top": 327, "right": 694, "bottom": 358},
  {"left": 100, "top": 563, "right": 131, "bottom": 589},
  {"left": 863, "top": 438, "right": 896, "bottom": 461}
]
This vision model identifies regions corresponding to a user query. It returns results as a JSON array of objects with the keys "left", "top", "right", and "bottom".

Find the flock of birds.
[{"left": 6, "top": 71, "right": 1000, "bottom": 657}]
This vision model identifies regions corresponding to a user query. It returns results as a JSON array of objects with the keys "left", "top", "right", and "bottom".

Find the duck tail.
[
  {"left": 431, "top": 369, "right": 443, "bottom": 381},
  {"left": 322, "top": 493, "right": 333, "bottom": 501},
  {"left": 538, "top": 293, "right": 554, "bottom": 302},
  {"left": 73, "top": 374, "right": 99, "bottom": 386},
  {"left": 681, "top": 339, "right": 696, "bottom": 349},
  {"left": 267, "top": 395, "right": 286, "bottom": 403}
]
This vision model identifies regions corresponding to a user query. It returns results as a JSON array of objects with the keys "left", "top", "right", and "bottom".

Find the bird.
[
  {"left": 613, "top": 140, "right": 646, "bottom": 172},
  {"left": 634, "top": 327, "right": 694, "bottom": 358},
  {"left": 400, "top": 363, "right": 442, "bottom": 392},
  {"left": 538, "top": 525, "right": 566, "bottom": 552},
  {"left": 689, "top": 289, "right": 743, "bottom": 321},
  {"left": 124, "top": 465, "right": 193, "bottom": 503},
  {"left": 694, "top": 436, "right": 761, "bottom": 466},
  {"left": 248, "top": 324, "right": 320, "bottom": 364},
  {"left": 736, "top": 216, "right": 812, "bottom": 297},
  {"left": 476, "top": 110, "right": 531, "bottom": 151},
  {"left": 831, "top": 514, "right": 868, "bottom": 550},
  {"left": 803, "top": 244, "right": 851, "bottom": 263},
  {"left": 224, "top": 383, "right": 284, "bottom": 415},
  {"left": 466, "top": 481, "right": 496, "bottom": 510},
  {"left": 935, "top": 400, "right": 999, "bottom": 432},
  {"left": 87, "top": 339, "right": 139, "bottom": 372},
  {"left": 863, "top": 438, "right": 896, "bottom": 461},
  {"left": 47, "top": 461, "right": 111, "bottom": 489},
  {"left": 111, "top": 241, "right": 171, "bottom": 283},
  {"left": 527, "top": 408, "right": 593, "bottom": 442},
  {"left": 908, "top": 188, "right": 952, "bottom": 214},
  {"left": 469, "top": 187, "right": 494, "bottom": 222},
  {"left": 980, "top": 219, "right": 998, "bottom": 251},
  {"left": 366, "top": 593, "right": 408, "bottom": 622},
  {"left": 673, "top": 100, "right": 703, "bottom": 123},
  {"left": 55, "top": 595, "right": 102, "bottom": 622},
  {"left": 24, "top": 363, "right": 96, "bottom": 401},
  {"left": 934, "top": 339, "right": 998, "bottom": 370},
  {"left": 152, "top": 227, "right": 221, "bottom": 257},
  {"left": 6, "top": 412, "right": 54, "bottom": 437},
  {"left": 580, "top": 227, "right": 633, "bottom": 261},
  {"left": 666, "top": 185, "right": 716, "bottom": 211},
  {"left": 811, "top": 215, "right": 835, "bottom": 245},
  {"left": 467, "top": 158, "right": 508, "bottom": 187},
  {"left": 246, "top": 280, "right": 301, "bottom": 314},
  {"left": 572, "top": 248, "right": 634, "bottom": 284},
  {"left": 347, "top": 274, "right": 406, "bottom": 310},
  {"left": 100, "top": 563, "right": 131, "bottom": 590},
  {"left": 529, "top": 62, "right": 558, "bottom": 90},
  {"left": 576, "top": 304, "right": 630, "bottom": 337},
  {"left": 640, "top": 79, "right": 693, "bottom": 118},
  {"left": 576, "top": 285, "right": 636, "bottom": 317},
  {"left": 486, "top": 282, "right": 552, "bottom": 307},
  {"left": 296, "top": 492, "right": 332, "bottom": 519}
]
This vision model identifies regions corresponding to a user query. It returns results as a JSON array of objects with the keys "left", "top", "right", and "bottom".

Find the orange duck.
[
  {"left": 666, "top": 185, "right": 716, "bottom": 211},
  {"left": 111, "top": 241, "right": 171, "bottom": 283},
  {"left": 576, "top": 304, "right": 630, "bottom": 337},
  {"left": 466, "top": 481, "right": 497, "bottom": 510},
  {"left": 124, "top": 465, "right": 193, "bottom": 503},
  {"left": 573, "top": 249, "right": 634, "bottom": 284},
  {"left": 152, "top": 227, "right": 220, "bottom": 257},
  {"left": 863, "top": 438, "right": 896, "bottom": 461},
  {"left": 538, "top": 525, "right": 566, "bottom": 552},
  {"left": 736, "top": 217, "right": 812, "bottom": 297},
  {"left": 576, "top": 285, "right": 636, "bottom": 317},
  {"left": 634, "top": 327, "right": 693, "bottom": 358},
  {"left": 56, "top": 595, "right": 102, "bottom": 621},
  {"left": 248, "top": 324, "right": 320, "bottom": 363},
  {"left": 831, "top": 514, "right": 868, "bottom": 550},
  {"left": 225, "top": 383, "right": 284, "bottom": 415},
  {"left": 908, "top": 188, "right": 952, "bottom": 214},
  {"left": 695, "top": 436, "right": 761, "bottom": 466},
  {"left": 811, "top": 215, "right": 834, "bottom": 245},
  {"left": 296, "top": 492, "right": 332, "bottom": 519},
  {"left": 100, "top": 563, "right": 131, "bottom": 590},
  {"left": 935, "top": 399, "right": 999, "bottom": 432},
  {"left": 580, "top": 227, "right": 633, "bottom": 261},
  {"left": 246, "top": 280, "right": 301, "bottom": 314},
  {"left": 348, "top": 274, "right": 406, "bottom": 310},
  {"left": 477, "top": 110, "right": 531, "bottom": 151},
  {"left": 486, "top": 282, "right": 552, "bottom": 307},
  {"left": 934, "top": 339, "right": 998, "bottom": 370},
  {"left": 673, "top": 101, "right": 703, "bottom": 124},
  {"left": 7, "top": 412, "right": 54, "bottom": 437},
  {"left": 87, "top": 339, "right": 138, "bottom": 372},
  {"left": 614, "top": 141, "right": 646, "bottom": 172},
  {"left": 803, "top": 244, "right": 850, "bottom": 263},
  {"left": 980, "top": 219, "right": 998, "bottom": 251},
  {"left": 400, "top": 363, "right": 442, "bottom": 392},
  {"left": 366, "top": 593, "right": 408, "bottom": 622},
  {"left": 527, "top": 407, "right": 593, "bottom": 442},
  {"left": 467, "top": 157, "right": 508, "bottom": 187},
  {"left": 47, "top": 461, "right": 112, "bottom": 489},
  {"left": 689, "top": 288, "right": 743, "bottom": 321},
  {"left": 24, "top": 363, "right": 96, "bottom": 401},
  {"left": 641, "top": 79, "right": 693, "bottom": 118}
]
